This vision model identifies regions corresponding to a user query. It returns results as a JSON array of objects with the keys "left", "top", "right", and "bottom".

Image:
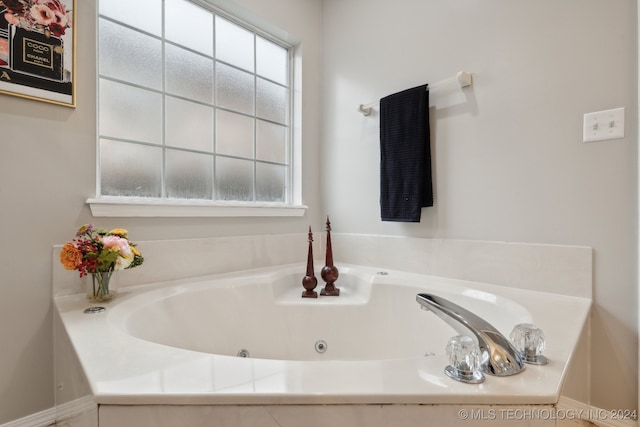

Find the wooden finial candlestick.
[
  {"left": 302, "top": 226, "right": 318, "bottom": 298},
  {"left": 321, "top": 216, "right": 340, "bottom": 296}
]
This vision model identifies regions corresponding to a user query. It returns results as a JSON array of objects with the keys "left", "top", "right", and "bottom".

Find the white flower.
[{"left": 115, "top": 253, "right": 134, "bottom": 270}]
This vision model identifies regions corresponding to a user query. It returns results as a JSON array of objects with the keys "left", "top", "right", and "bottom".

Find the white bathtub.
[{"left": 55, "top": 263, "right": 590, "bottom": 426}]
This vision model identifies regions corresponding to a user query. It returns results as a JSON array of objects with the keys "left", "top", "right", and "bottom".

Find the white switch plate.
[{"left": 583, "top": 107, "right": 625, "bottom": 142}]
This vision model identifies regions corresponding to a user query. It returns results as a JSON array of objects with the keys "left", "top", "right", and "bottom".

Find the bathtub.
[{"left": 55, "top": 263, "right": 590, "bottom": 427}]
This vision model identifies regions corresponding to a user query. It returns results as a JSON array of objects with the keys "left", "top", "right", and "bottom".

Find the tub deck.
[{"left": 54, "top": 263, "right": 590, "bottom": 407}]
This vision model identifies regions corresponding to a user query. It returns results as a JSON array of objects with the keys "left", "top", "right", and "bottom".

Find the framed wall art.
[{"left": 0, "top": 0, "right": 75, "bottom": 107}]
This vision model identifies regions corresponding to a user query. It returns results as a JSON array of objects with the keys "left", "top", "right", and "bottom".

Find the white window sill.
[{"left": 87, "top": 198, "right": 308, "bottom": 218}]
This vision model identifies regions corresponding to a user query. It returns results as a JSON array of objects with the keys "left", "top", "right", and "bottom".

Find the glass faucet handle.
[
  {"left": 444, "top": 335, "right": 485, "bottom": 384},
  {"left": 509, "top": 323, "right": 548, "bottom": 365}
]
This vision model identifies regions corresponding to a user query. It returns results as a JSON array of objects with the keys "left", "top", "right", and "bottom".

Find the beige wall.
[
  {"left": 321, "top": 0, "right": 637, "bottom": 410},
  {"left": 0, "top": 0, "right": 323, "bottom": 423}
]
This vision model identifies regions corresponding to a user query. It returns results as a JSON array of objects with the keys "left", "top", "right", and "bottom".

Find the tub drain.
[
  {"left": 237, "top": 349, "right": 250, "bottom": 358},
  {"left": 315, "top": 340, "right": 328, "bottom": 354}
]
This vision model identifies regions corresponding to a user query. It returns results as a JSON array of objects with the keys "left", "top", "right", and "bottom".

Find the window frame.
[{"left": 89, "top": 0, "right": 305, "bottom": 218}]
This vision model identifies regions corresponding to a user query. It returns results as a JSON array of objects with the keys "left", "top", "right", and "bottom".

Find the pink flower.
[
  {"left": 29, "top": 4, "right": 55, "bottom": 26},
  {"left": 4, "top": 11, "right": 26, "bottom": 27},
  {"left": 42, "top": 0, "right": 65, "bottom": 13},
  {"left": 52, "top": 9, "right": 67, "bottom": 26},
  {"left": 101, "top": 235, "right": 133, "bottom": 258}
]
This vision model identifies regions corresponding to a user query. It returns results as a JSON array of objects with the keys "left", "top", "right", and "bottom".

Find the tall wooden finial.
[
  {"left": 321, "top": 216, "right": 340, "bottom": 296},
  {"left": 301, "top": 226, "right": 318, "bottom": 298}
]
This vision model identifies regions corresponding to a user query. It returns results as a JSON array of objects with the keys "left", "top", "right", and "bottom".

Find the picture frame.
[{"left": 0, "top": 0, "right": 76, "bottom": 107}]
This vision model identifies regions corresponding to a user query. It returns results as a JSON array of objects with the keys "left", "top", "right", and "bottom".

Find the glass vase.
[{"left": 88, "top": 270, "right": 115, "bottom": 302}]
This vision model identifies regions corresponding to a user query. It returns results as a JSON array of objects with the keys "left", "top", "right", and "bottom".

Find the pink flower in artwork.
[
  {"left": 4, "top": 11, "right": 26, "bottom": 27},
  {"left": 52, "top": 8, "right": 67, "bottom": 26},
  {"left": 47, "top": 7, "right": 68, "bottom": 35},
  {"left": 29, "top": 4, "right": 55, "bottom": 26},
  {"left": 42, "top": 0, "right": 65, "bottom": 13},
  {"left": 3, "top": 0, "right": 71, "bottom": 35}
]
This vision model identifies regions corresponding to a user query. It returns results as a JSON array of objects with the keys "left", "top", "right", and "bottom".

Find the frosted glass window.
[
  {"left": 99, "top": 19, "right": 162, "bottom": 90},
  {"left": 216, "top": 110, "right": 253, "bottom": 159},
  {"left": 256, "top": 37, "right": 288, "bottom": 85},
  {"left": 215, "top": 16, "right": 254, "bottom": 72},
  {"left": 166, "top": 97, "right": 214, "bottom": 152},
  {"left": 166, "top": 150, "right": 213, "bottom": 199},
  {"left": 215, "top": 157, "right": 253, "bottom": 201},
  {"left": 100, "top": 139, "right": 162, "bottom": 197},
  {"left": 99, "top": 79, "right": 162, "bottom": 145},
  {"left": 99, "top": 0, "right": 162, "bottom": 36},
  {"left": 166, "top": 44, "right": 214, "bottom": 104},
  {"left": 256, "top": 78, "right": 288, "bottom": 125},
  {"left": 256, "top": 120, "right": 286, "bottom": 164},
  {"left": 165, "top": 0, "right": 213, "bottom": 56},
  {"left": 98, "top": 0, "right": 293, "bottom": 205},
  {"left": 256, "top": 163, "right": 286, "bottom": 202},
  {"left": 216, "top": 63, "right": 254, "bottom": 115}
]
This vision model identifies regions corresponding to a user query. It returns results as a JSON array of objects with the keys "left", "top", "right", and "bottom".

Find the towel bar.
[{"left": 357, "top": 71, "right": 472, "bottom": 116}]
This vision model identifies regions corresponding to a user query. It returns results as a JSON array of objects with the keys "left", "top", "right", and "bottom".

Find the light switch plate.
[{"left": 583, "top": 107, "right": 625, "bottom": 143}]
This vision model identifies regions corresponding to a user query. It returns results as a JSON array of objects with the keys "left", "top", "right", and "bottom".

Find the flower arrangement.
[
  {"left": 60, "top": 224, "right": 143, "bottom": 301},
  {"left": 61, "top": 224, "right": 144, "bottom": 275},
  {"left": 1, "top": 0, "right": 72, "bottom": 37}
]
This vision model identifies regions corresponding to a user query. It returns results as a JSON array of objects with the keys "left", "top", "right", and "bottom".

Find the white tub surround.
[
  {"left": 53, "top": 235, "right": 592, "bottom": 426},
  {"left": 331, "top": 234, "right": 592, "bottom": 298},
  {"left": 52, "top": 234, "right": 592, "bottom": 299}
]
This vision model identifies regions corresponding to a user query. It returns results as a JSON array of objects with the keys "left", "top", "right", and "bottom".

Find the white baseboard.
[
  {"left": 559, "top": 396, "right": 638, "bottom": 427},
  {"left": 0, "top": 408, "right": 55, "bottom": 427},
  {"left": 0, "top": 396, "right": 95, "bottom": 427},
  {"left": 55, "top": 396, "right": 96, "bottom": 422}
]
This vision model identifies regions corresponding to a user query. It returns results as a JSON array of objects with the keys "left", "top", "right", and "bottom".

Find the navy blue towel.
[{"left": 380, "top": 84, "right": 433, "bottom": 222}]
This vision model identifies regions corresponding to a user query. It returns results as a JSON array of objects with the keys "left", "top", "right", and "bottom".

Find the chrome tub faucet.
[{"left": 416, "top": 293, "right": 525, "bottom": 376}]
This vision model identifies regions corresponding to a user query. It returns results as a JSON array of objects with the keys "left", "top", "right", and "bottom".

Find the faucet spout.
[{"left": 416, "top": 293, "right": 525, "bottom": 376}]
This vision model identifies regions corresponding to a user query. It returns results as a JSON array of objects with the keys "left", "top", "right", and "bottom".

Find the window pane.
[
  {"left": 99, "top": 19, "right": 162, "bottom": 90},
  {"left": 215, "top": 157, "right": 253, "bottom": 201},
  {"left": 100, "top": 139, "right": 161, "bottom": 197},
  {"left": 256, "top": 78, "right": 288, "bottom": 124},
  {"left": 256, "top": 163, "right": 286, "bottom": 202},
  {"left": 216, "top": 110, "right": 253, "bottom": 159},
  {"left": 166, "top": 44, "right": 214, "bottom": 104},
  {"left": 256, "top": 120, "right": 286, "bottom": 164},
  {"left": 98, "top": 1, "right": 292, "bottom": 205},
  {"left": 215, "top": 16, "right": 254, "bottom": 72},
  {"left": 256, "top": 36, "right": 287, "bottom": 85},
  {"left": 165, "top": 0, "right": 213, "bottom": 56},
  {"left": 166, "top": 150, "right": 213, "bottom": 199},
  {"left": 99, "top": 79, "right": 162, "bottom": 144},
  {"left": 166, "top": 97, "right": 214, "bottom": 152},
  {"left": 216, "top": 62, "right": 254, "bottom": 115},
  {"left": 99, "top": 0, "right": 162, "bottom": 36}
]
